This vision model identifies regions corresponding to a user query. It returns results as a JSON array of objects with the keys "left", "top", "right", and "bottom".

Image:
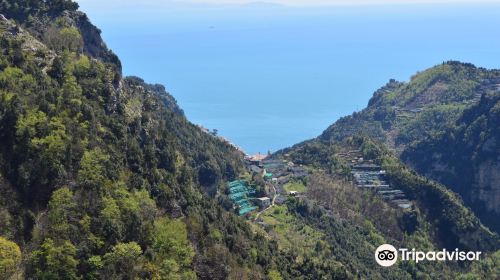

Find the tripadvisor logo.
[
  {"left": 375, "top": 244, "right": 398, "bottom": 267},
  {"left": 375, "top": 244, "right": 482, "bottom": 267}
]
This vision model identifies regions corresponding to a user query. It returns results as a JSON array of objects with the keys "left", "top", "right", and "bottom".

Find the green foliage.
[
  {"left": 0, "top": 236, "right": 21, "bottom": 280},
  {"left": 396, "top": 104, "right": 466, "bottom": 146},
  {"left": 47, "top": 187, "right": 77, "bottom": 240},
  {"left": 98, "top": 196, "right": 123, "bottom": 244},
  {"left": 45, "top": 26, "right": 83, "bottom": 53},
  {"left": 103, "top": 242, "right": 143, "bottom": 280},
  {"left": 148, "top": 217, "right": 195, "bottom": 279},
  {"left": 402, "top": 92, "right": 500, "bottom": 232},
  {"left": 85, "top": 255, "right": 103, "bottom": 280},
  {"left": 457, "top": 250, "right": 500, "bottom": 280},
  {"left": 383, "top": 157, "right": 499, "bottom": 252},
  {"left": 317, "top": 61, "right": 496, "bottom": 148},
  {"left": 0, "top": 9, "right": 263, "bottom": 280},
  {"left": 280, "top": 132, "right": 499, "bottom": 278},
  {"left": 77, "top": 148, "right": 110, "bottom": 190},
  {"left": 0, "top": 0, "right": 79, "bottom": 22},
  {"left": 124, "top": 97, "right": 142, "bottom": 123},
  {"left": 59, "top": 27, "right": 83, "bottom": 52},
  {"left": 3, "top": 1, "right": 498, "bottom": 279},
  {"left": 30, "top": 238, "right": 79, "bottom": 280},
  {"left": 16, "top": 109, "right": 48, "bottom": 140},
  {"left": 283, "top": 180, "right": 306, "bottom": 193},
  {"left": 267, "top": 269, "right": 283, "bottom": 280}
]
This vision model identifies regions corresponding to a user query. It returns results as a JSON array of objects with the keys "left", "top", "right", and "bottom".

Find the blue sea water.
[{"left": 79, "top": 2, "right": 500, "bottom": 154}]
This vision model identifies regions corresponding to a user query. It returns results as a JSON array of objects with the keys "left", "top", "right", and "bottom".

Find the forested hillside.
[
  {"left": 287, "top": 62, "right": 500, "bottom": 234},
  {"left": 402, "top": 91, "right": 500, "bottom": 232},
  {"left": 271, "top": 63, "right": 500, "bottom": 278},
  {"left": 0, "top": 1, "right": 296, "bottom": 279},
  {"left": 1, "top": 1, "right": 499, "bottom": 279}
]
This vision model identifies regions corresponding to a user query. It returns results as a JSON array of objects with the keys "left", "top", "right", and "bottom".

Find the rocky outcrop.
[
  {"left": 62, "top": 11, "right": 122, "bottom": 75},
  {"left": 402, "top": 92, "right": 500, "bottom": 233},
  {"left": 0, "top": 1, "right": 121, "bottom": 78},
  {"left": 474, "top": 161, "right": 500, "bottom": 215}
]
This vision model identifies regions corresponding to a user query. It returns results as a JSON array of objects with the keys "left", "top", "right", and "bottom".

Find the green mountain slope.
[
  {"left": 286, "top": 62, "right": 500, "bottom": 234},
  {"left": 270, "top": 63, "right": 500, "bottom": 278},
  {"left": 320, "top": 62, "right": 498, "bottom": 147},
  {"left": 0, "top": 2, "right": 300, "bottom": 279},
  {"left": 1, "top": 1, "right": 499, "bottom": 279},
  {"left": 402, "top": 91, "right": 500, "bottom": 232}
]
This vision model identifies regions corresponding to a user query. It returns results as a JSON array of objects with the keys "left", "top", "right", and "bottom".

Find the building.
[
  {"left": 255, "top": 197, "right": 271, "bottom": 209},
  {"left": 289, "top": 191, "right": 298, "bottom": 196},
  {"left": 246, "top": 153, "right": 268, "bottom": 166},
  {"left": 249, "top": 165, "right": 262, "bottom": 174}
]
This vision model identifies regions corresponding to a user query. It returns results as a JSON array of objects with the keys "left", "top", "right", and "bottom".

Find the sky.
[
  {"left": 189, "top": 0, "right": 500, "bottom": 5},
  {"left": 76, "top": 0, "right": 500, "bottom": 154},
  {"left": 78, "top": 0, "right": 500, "bottom": 9}
]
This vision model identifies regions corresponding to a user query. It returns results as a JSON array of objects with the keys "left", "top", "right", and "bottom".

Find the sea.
[{"left": 78, "top": 1, "right": 500, "bottom": 154}]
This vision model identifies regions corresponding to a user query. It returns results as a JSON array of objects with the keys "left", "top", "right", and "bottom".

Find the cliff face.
[
  {"left": 0, "top": 0, "right": 121, "bottom": 74},
  {"left": 1, "top": 1, "right": 499, "bottom": 279},
  {"left": 476, "top": 161, "right": 500, "bottom": 215},
  {"left": 402, "top": 92, "right": 500, "bottom": 232},
  {"left": 59, "top": 10, "right": 122, "bottom": 76}
]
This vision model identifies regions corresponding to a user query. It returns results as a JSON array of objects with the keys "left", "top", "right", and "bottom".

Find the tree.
[
  {"left": 0, "top": 237, "right": 21, "bottom": 280},
  {"left": 150, "top": 217, "right": 195, "bottom": 279},
  {"left": 29, "top": 238, "right": 79, "bottom": 280},
  {"left": 77, "top": 148, "right": 110, "bottom": 190},
  {"left": 47, "top": 187, "right": 77, "bottom": 240},
  {"left": 98, "top": 197, "right": 123, "bottom": 245},
  {"left": 85, "top": 255, "right": 104, "bottom": 280},
  {"left": 15, "top": 109, "right": 48, "bottom": 141},
  {"left": 103, "top": 242, "right": 143, "bottom": 279},
  {"left": 31, "top": 117, "right": 69, "bottom": 176},
  {"left": 267, "top": 270, "right": 283, "bottom": 280},
  {"left": 46, "top": 27, "right": 83, "bottom": 53}
]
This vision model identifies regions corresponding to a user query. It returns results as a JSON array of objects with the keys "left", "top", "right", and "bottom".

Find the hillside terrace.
[{"left": 337, "top": 150, "right": 413, "bottom": 209}]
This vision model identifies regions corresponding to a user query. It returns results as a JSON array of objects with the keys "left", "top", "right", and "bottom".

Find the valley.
[{"left": 0, "top": 1, "right": 499, "bottom": 279}]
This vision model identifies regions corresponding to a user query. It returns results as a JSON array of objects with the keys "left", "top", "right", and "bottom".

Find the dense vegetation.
[
  {"left": 1, "top": 1, "right": 499, "bottom": 279},
  {"left": 319, "top": 62, "right": 499, "bottom": 145},
  {"left": 0, "top": 0, "right": 120, "bottom": 75},
  {"left": 0, "top": 2, "right": 299, "bottom": 279},
  {"left": 402, "top": 91, "right": 500, "bottom": 232},
  {"left": 283, "top": 62, "right": 500, "bottom": 235},
  {"left": 273, "top": 62, "right": 500, "bottom": 278},
  {"left": 274, "top": 135, "right": 499, "bottom": 278}
]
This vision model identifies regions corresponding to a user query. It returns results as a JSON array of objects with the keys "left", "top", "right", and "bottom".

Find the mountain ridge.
[
  {"left": 0, "top": 2, "right": 300, "bottom": 279},
  {"left": 1, "top": 1, "right": 499, "bottom": 279},
  {"left": 280, "top": 61, "right": 500, "bottom": 234}
]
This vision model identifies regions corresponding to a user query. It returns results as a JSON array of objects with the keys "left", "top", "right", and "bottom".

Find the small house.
[{"left": 256, "top": 197, "right": 271, "bottom": 209}]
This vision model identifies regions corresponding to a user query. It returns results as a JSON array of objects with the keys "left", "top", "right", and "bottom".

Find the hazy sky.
[
  {"left": 78, "top": 0, "right": 500, "bottom": 8},
  {"left": 190, "top": 0, "right": 499, "bottom": 5}
]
